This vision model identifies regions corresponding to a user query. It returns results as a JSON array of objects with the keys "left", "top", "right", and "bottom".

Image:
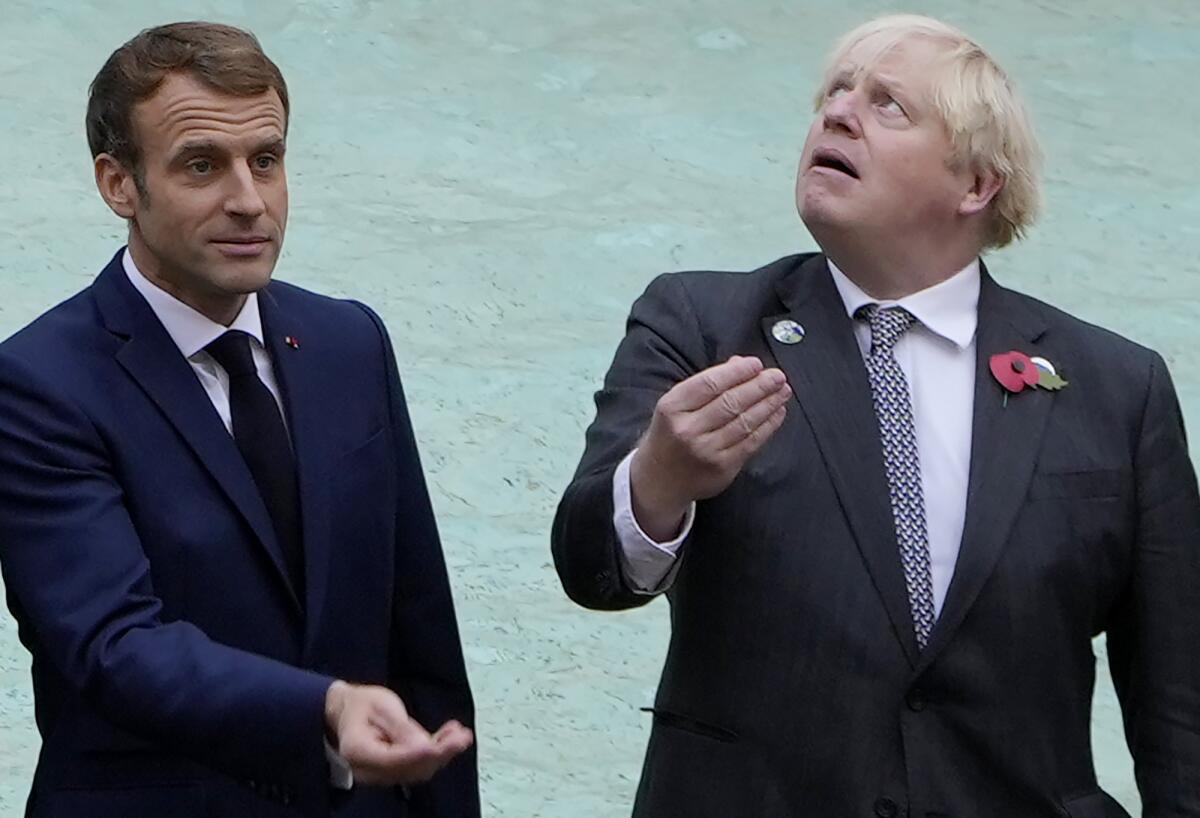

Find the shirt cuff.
[
  {"left": 325, "top": 739, "right": 354, "bottom": 790},
  {"left": 612, "top": 448, "right": 695, "bottom": 593}
]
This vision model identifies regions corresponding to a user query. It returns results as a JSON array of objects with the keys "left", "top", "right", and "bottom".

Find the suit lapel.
[
  {"left": 92, "top": 257, "right": 303, "bottom": 614},
  {"left": 259, "top": 288, "right": 335, "bottom": 653},
  {"left": 764, "top": 255, "right": 920, "bottom": 666},
  {"left": 916, "top": 270, "right": 1053, "bottom": 670}
]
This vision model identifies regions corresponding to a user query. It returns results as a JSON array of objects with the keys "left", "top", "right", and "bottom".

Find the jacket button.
[
  {"left": 875, "top": 797, "right": 899, "bottom": 818},
  {"left": 905, "top": 689, "right": 926, "bottom": 712}
]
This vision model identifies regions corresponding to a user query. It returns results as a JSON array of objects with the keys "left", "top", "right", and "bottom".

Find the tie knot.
[
  {"left": 856, "top": 304, "right": 917, "bottom": 355},
  {"left": 205, "top": 331, "right": 257, "bottom": 377}
]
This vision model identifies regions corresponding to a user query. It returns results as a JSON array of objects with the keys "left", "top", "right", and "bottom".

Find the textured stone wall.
[{"left": 1, "top": 0, "right": 1198, "bottom": 814}]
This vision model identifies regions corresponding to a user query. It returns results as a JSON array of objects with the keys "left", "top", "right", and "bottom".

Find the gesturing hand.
[
  {"left": 630, "top": 355, "right": 791, "bottom": 541},
  {"left": 324, "top": 681, "right": 473, "bottom": 787}
]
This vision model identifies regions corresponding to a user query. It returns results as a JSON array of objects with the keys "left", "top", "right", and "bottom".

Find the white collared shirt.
[
  {"left": 614, "top": 258, "right": 979, "bottom": 617},
  {"left": 122, "top": 249, "right": 285, "bottom": 434},
  {"left": 121, "top": 248, "right": 354, "bottom": 789}
]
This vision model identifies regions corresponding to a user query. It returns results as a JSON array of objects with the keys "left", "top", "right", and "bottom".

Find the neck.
[
  {"left": 816, "top": 228, "right": 982, "bottom": 300},
  {"left": 127, "top": 230, "right": 246, "bottom": 326}
]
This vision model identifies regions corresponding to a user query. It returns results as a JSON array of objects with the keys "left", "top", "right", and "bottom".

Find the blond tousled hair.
[{"left": 815, "top": 15, "right": 1042, "bottom": 248}]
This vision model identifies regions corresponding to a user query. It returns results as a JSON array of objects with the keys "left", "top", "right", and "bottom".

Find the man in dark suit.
[
  {"left": 552, "top": 14, "right": 1200, "bottom": 818},
  {"left": 0, "top": 22, "right": 477, "bottom": 818}
]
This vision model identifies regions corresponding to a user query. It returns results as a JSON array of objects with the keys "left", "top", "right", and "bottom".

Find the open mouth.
[{"left": 810, "top": 149, "right": 859, "bottom": 179}]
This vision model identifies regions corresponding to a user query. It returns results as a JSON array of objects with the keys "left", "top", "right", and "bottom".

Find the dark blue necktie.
[{"left": 205, "top": 330, "right": 304, "bottom": 599}]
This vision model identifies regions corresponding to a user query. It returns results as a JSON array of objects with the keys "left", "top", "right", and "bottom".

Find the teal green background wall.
[{"left": 1, "top": 0, "right": 1198, "bottom": 814}]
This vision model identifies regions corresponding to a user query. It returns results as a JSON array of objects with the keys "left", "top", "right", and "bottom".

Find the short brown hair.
[{"left": 86, "top": 22, "right": 289, "bottom": 177}]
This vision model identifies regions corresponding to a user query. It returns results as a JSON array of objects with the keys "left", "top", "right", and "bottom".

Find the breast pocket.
[{"left": 1028, "top": 468, "right": 1126, "bottom": 500}]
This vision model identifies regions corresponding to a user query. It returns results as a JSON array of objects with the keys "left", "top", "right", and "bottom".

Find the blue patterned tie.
[{"left": 856, "top": 305, "right": 936, "bottom": 649}]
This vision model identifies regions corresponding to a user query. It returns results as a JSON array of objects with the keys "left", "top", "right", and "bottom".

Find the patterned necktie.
[
  {"left": 205, "top": 330, "right": 305, "bottom": 599},
  {"left": 855, "top": 305, "right": 936, "bottom": 649}
]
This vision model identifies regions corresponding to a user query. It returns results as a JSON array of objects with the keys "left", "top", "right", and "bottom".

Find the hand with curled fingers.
[
  {"left": 629, "top": 355, "right": 792, "bottom": 541},
  {"left": 324, "top": 680, "right": 473, "bottom": 787}
]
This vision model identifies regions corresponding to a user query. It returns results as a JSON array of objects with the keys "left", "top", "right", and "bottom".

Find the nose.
[
  {"left": 822, "top": 89, "right": 863, "bottom": 138},
  {"left": 223, "top": 161, "right": 267, "bottom": 219}
]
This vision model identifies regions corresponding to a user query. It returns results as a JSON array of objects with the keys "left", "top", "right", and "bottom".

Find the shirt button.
[{"left": 875, "top": 797, "right": 899, "bottom": 818}]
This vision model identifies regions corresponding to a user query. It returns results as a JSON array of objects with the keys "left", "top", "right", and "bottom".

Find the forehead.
[
  {"left": 133, "top": 72, "right": 286, "bottom": 154},
  {"left": 829, "top": 34, "right": 951, "bottom": 88}
]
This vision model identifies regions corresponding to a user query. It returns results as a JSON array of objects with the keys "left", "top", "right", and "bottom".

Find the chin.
[
  {"left": 798, "top": 195, "right": 848, "bottom": 234},
  {"left": 217, "top": 260, "right": 277, "bottom": 294}
]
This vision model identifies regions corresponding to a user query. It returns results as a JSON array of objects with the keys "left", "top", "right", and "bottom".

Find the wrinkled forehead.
[{"left": 817, "top": 30, "right": 955, "bottom": 99}]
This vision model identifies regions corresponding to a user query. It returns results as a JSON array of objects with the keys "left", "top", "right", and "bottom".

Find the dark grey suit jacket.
[{"left": 552, "top": 253, "right": 1200, "bottom": 818}]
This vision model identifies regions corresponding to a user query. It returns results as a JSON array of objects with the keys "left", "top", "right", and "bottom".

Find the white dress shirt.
[
  {"left": 614, "top": 258, "right": 979, "bottom": 618},
  {"left": 122, "top": 249, "right": 354, "bottom": 789},
  {"left": 122, "top": 250, "right": 283, "bottom": 432}
]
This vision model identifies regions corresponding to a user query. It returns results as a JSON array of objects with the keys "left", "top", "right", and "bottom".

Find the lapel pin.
[
  {"left": 771, "top": 319, "right": 806, "bottom": 345},
  {"left": 990, "top": 350, "right": 1068, "bottom": 406},
  {"left": 284, "top": 336, "right": 301, "bottom": 350}
]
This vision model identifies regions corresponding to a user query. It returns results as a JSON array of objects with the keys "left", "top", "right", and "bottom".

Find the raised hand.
[{"left": 630, "top": 355, "right": 791, "bottom": 541}]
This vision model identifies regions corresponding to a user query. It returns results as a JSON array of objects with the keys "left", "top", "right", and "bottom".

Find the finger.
[
  {"left": 724, "top": 403, "right": 787, "bottom": 461},
  {"left": 431, "top": 721, "right": 474, "bottom": 756},
  {"left": 346, "top": 727, "right": 441, "bottom": 785},
  {"left": 365, "top": 689, "right": 412, "bottom": 740},
  {"left": 665, "top": 356, "right": 764, "bottom": 413},
  {"left": 368, "top": 734, "right": 451, "bottom": 785},
  {"left": 693, "top": 368, "right": 788, "bottom": 431},
  {"left": 341, "top": 724, "right": 426, "bottom": 775},
  {"left": 708, "top": 382, "right": 793, "bottom": 450}
]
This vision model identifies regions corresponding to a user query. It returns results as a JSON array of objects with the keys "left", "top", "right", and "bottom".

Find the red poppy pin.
[{"left": 989, "top": 350, "right": 1067, "bottom": 402}]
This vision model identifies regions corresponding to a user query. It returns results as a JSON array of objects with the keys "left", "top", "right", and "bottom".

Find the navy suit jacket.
[
  {"left": 0, "top": 250, "right": 479, "bottom": 818},
  {"left": 553, "top": 254, "right": 1200, "bottom": 818}
]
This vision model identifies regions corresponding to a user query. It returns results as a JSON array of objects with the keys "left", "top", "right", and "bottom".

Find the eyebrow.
[
  {"left": 170, "top": 137, "right": 286, "bottom": 163},
  {"left": 872, "top": 74, "right": 920, "bottom": 111},
  {"left": 827, "top": 68, "right": 856, "bottom": 88}
]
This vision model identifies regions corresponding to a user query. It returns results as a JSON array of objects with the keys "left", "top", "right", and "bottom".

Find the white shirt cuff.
[
  {"left": 612, "top": 448, "right": 695, "bottom": 593},
  {"left": 325, "top": 738, "right": 354, "bottom": 789}
]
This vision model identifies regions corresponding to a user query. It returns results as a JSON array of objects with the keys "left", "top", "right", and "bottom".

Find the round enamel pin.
[{"left": 771, "top": 319, "right": 806, "bottom": 345}]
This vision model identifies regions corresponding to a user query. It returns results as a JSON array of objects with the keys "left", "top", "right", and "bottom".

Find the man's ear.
[
  {"left": 94, "top": 153, "right": 140, "bottom": 219},
  {"left": 959, "top": 168, "right": 1004, "bottom": 217}
]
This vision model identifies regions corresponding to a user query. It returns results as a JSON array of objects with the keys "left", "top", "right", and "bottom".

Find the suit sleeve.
[
  {"left": 1106, "top": 353, "right": 1200, "bottom": 815},
  {"left": 0, "top": 349, "right": 333, "bottom": 792},
  {"left": 354, "top": 303, "right": 480, "bottom": 818},
  {"left": 551, "top": 272, "right": 710, "bottom": 611}
]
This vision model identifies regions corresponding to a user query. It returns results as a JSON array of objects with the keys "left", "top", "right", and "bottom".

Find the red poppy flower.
[{"left": 989, "top": 350, "right": 1040, "bottom": 393}]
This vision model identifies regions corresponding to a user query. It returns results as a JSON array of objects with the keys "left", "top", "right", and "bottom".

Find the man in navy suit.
[{"left": 0, "top": 22, "right": 477, "bottom": 817}]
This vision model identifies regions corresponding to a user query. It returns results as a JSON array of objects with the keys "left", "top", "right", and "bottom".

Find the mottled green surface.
[{"left": 1, "top": 0, "right": 1198, "bottom": 815}]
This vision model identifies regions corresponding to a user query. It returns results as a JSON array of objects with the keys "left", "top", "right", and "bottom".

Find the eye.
[
  {"left": 827, "top": 82, "right": 850, "bottom": 100},
  {"left": 254, "top": 155, "right": 278, "bottom": 171},
  {"left": 187, "top": 159, "right": 214, "bottom": 175},
  {"left": 878, "top": 96, "right": 906, "bottom": 116}
]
